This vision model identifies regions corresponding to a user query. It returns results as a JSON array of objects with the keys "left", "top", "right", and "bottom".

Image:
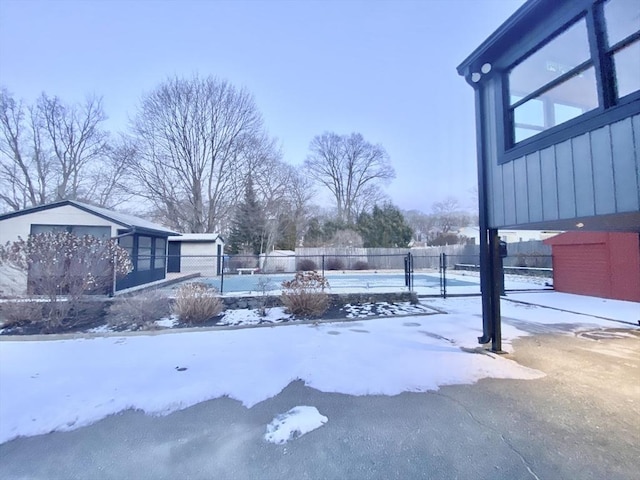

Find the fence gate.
[
  {"left": 439, "top": 253, "right": 447, "bottom": 298},
  {"left": 404, "top": 252, "right": 413, "bottom": 291}
]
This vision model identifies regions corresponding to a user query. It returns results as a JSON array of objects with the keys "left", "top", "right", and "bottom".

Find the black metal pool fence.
[{"left": 166, "top": 252, "right": 552, "bottom": 295}]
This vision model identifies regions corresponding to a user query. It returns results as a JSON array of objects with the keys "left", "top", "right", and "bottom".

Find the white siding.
[
  {"left": 173, "top": 241, "right": 222, "bottom": 277},
  {"left": 0, "top": 205, "right": 120, "bottom": 246},
  {"left": 0, "top": 205, "right": 123, "bottom": 296}
]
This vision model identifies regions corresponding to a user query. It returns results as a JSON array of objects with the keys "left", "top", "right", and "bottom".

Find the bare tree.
[
  {"left": 0, "top": 89, "right": 49, "bottom": 210},
  {"left": 129, "top": 75, "right": 272, "bottom": 233},
  {"left": 38, "top": 93, "right": 109, "bottom": 201},
  {"left": 83, "top": 135, "right": 136, "bottom": 208},
  {"left": 404, "top": 209, "right": 438, "bottom": 244},
  {"left": 0, "top": 89, "right": 111, "bottom": 212},
  {"left": 304, "top": 132, "right": 394, "bottom": 225},
  {"left": 432, "top": 196, "right": 471, "bottom": 234}
]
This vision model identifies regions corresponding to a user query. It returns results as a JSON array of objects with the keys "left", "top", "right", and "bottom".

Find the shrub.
[
  {"left": 0, "top": 232, "right": 132, "bottom": 328},
  {"left": 0, "top": 300, "right": 44, "bottom": 328},
  {"left": 325, "top": 257, "right": 345, "bottom": 270},
  {"left": 296, "top": 258, "right": 317, "bottom": 271},
  {"left": 172, "top": 282, "right": 223, "bottom": 324},
  {"left": 281, "top": 271, "right": 329, "bottom": 317},
  {"left": 352, "top": 260, "right": 369, "bottom": 270},
  {"left": 108, "top": 290, "right": 170, "bottom": 330}
]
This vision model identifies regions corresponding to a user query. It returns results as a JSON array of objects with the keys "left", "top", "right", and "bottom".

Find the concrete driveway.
[{"left": 1, "top": 324, "right": 638, "bottom": 480}]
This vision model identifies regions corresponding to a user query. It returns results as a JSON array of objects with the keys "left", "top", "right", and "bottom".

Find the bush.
[
  {"left": 326, "top": 257, "right": 345, "bottom": 270},
  {"left": 0, "top": 299, "right": 106, "bottom": 333},
  {"left": 352, "top": 261, "right": 370, "bottom": 270},
  {"left": 0, "top": 232, "right": 132, "bottom": 329},
  {"left": 0, "top": 300, "right": 44, "bottom": 328},
  {"left": 107, "top": 290, "right": 170, "bottom": 330},
  {"left": 281, "top": 271, "right": 329, "bottom": 317},
  {"left": 172, "top": 282, "right": 223, "bottom": 324},
  {"left": 296, "top": 258, "right": 317, "bottom": 271}
]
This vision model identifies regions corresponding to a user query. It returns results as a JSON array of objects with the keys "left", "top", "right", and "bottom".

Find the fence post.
[
  {"left": 220, "top": 257, "right": 225, "bottom": 294},
  {"left": 322, "top": 255, "right": 325, "bottom": 278},
  {"left": 440, "top": 252, "right": 447, "bottom": 298}
]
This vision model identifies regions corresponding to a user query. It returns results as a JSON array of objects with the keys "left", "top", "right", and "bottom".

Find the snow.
[
  {"left": 155, "top": 316, "right": 179, "bottom": 328},
  {"left": 218, "top": 307, "right": 290, "bottom": 326},
  {"left": 0, "top": 291, "right": 637, "bottom": 445},
  {"left": 264, "top": 406, "right": 328, "bottom": 444},
  {"left": 504, "top": 292, "right": 639, "bottom": 324}
]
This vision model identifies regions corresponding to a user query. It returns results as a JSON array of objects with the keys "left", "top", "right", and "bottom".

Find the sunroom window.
[
  {"left": 508, "top": 18, "right": 599, "bottom": 144},
  {"left": 604, "top": 0, "right": 640, "bottom": 99}
]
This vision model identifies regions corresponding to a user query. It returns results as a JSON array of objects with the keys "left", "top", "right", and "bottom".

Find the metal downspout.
[{"left": 469, "top": 79, "right": 495, "bottom": 346}]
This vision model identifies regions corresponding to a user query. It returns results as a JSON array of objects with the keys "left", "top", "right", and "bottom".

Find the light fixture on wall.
[{"left": 471, "top": 63, "right": 492, "bottom": 83}]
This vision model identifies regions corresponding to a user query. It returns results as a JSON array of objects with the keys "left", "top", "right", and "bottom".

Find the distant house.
[
  {"left": 259, "top": 250, "right": 296, "bottom": 273},
  {"left": 458, "top": 227, "right": 562, "bottom": 244},
  {"left": 0, "top": 200, "right": 178, "bottom": 295},
  {"left": 544, "top": 232, "right": 640, "bottom": 302},
  {"left": 167, "top": 233, "right": 224, "bottom": 277}
]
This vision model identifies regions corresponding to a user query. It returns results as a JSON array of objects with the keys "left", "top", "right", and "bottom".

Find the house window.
[
  {"left": 603, "top": 0, "right": 640, "bottom": 99},
  {"left": 138, "top": 236, "right": 152, "bottom": 271},
  {"left": 508, "top": 17, "right": 599, "bottom": 144},
  {"left": 31, "top": 224, "right": 110, "bottom": 238},
  {"left": 504, "top": 0, "right": 639, "bottom": 151},
  {"left": 118, "top": 235, "right": 134, "bottom": 264},
  {"left": 154, "top": 238, "right": 166, "bottom": 269}
]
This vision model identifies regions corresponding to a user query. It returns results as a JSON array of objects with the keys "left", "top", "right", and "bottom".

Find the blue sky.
[{"left": 0, "top": 0, "right": 525, "bottom": 213}]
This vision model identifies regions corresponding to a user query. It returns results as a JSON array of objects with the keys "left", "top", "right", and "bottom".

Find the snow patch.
[
  {"left": 218, "top": 307, "right": 290, "bottom": 326},
  {"left": 264, "top": 406, "right": 328, "bottom": 444}
]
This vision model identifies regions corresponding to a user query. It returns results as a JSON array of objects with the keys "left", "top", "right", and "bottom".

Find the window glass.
[
  {"left": 137, "top": 236, "right": 152, "bottom": 271},
  {"left": 515, "top": 127, "right": 542, "bottom": 143},
  {"left": 612, "top": 40, "right": 640, "bottom": 98},
  {"left": 30, "top": 224, "right": 110, "bottom": 238},
  {"left": 513, "top": 97, "right": 544, "bottom": 127},
  {"left": 512, "top": 67, "right": 598, "bottom": 142},
  {"left": 509, "top": 19, "right": 590, "bottom": 104},
  {"left": 154, "top": 238, "right": 166, "bottom": 269},
  {"left": 604, "top": 0, "right": 640, "bottom": 47},
  {"left": 118, "top": 236, "right": 133, "bottom": 249},
  {"left": 71, "top": 226, "right": 110, "bottom": 238},
  {"left": 31, "top": 225, "right": 67, "bottom": 235}
]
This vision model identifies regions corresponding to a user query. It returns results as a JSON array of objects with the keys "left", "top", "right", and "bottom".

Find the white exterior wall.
[
  {"left": 0, "top": 205, "right": 120, "bottom": 246},
  {"left": 177, "top": 241, "right": 222, "bottom": 276},
  {"left": 0, "top": 205, "right": 124, "bottom": 296}
]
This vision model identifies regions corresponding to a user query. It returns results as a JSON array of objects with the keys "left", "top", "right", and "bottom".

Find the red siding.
[{"left": 544, "top": 232, "right": 640, "bottom": 302}]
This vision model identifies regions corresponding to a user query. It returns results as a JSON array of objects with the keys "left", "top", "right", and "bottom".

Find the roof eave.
[{"left": 456, "top": 0, "right": 548, "bottom": 78}]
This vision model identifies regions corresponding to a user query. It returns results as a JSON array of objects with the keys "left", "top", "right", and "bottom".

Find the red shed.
[{"left": 544, "top": 232, "right": 640, "bottom": 302}]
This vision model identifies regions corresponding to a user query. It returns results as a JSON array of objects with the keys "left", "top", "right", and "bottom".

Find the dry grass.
[
  {"left": 172, "top": 282, "right": 223, "bottom": 324},
  {"left": 281, "top": 271, "right": 329, "bottom": 317},
  {"left": 107, "top": 290, "right": 170, "bottom": 330},
  {"left": 0, "top": 300, "right": 44, "bottom": 328}
]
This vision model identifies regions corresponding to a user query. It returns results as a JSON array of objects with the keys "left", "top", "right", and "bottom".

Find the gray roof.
[
  {"left": 168, "top": 233, "right": 223, "bottom": 242},
  {"left": 0, "top": 200, "right": 179, "bottom": 236}
]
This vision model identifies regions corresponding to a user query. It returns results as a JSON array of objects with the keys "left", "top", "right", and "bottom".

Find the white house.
[
  {"left": 458, "top": 226, "right": 562, "bottom": 244},
  {"left": 167, "top": 233, "right": 224, "bottom": 277},
  {"left": 0, "top": 200, "right": 178, "bottom": 295}
]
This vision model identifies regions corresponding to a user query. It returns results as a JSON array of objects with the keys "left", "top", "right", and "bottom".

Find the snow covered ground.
[
  {"left": 0, "top": 292, "right": 636, "bottom": 445},
  {"left": 264, "top": 406, "right": 328, "bottom": 445}
]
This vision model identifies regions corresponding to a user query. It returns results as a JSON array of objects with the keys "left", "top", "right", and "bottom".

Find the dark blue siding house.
[{"left": 458, "top": 0, "right": 639, "bottom": 350}]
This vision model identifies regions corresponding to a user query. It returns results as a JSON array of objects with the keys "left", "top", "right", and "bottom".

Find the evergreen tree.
[
  {"left": 228, "top": 175, "right": 266, "bottom": 254},
  {"left": 357, "top": 203, "right": 413, "bottom": 248}
]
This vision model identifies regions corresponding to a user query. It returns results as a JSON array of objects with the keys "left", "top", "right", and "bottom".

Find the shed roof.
[
  {"left": 168, "top": 233, "right": 223, "bottom": 243},
  {"left": 0, "top": 200, "right": 178, "bottom": 237}
]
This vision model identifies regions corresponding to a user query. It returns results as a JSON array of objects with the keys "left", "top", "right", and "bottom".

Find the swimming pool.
[{"left": 203, "top": 272, "right": 477, "bottom": 294}]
